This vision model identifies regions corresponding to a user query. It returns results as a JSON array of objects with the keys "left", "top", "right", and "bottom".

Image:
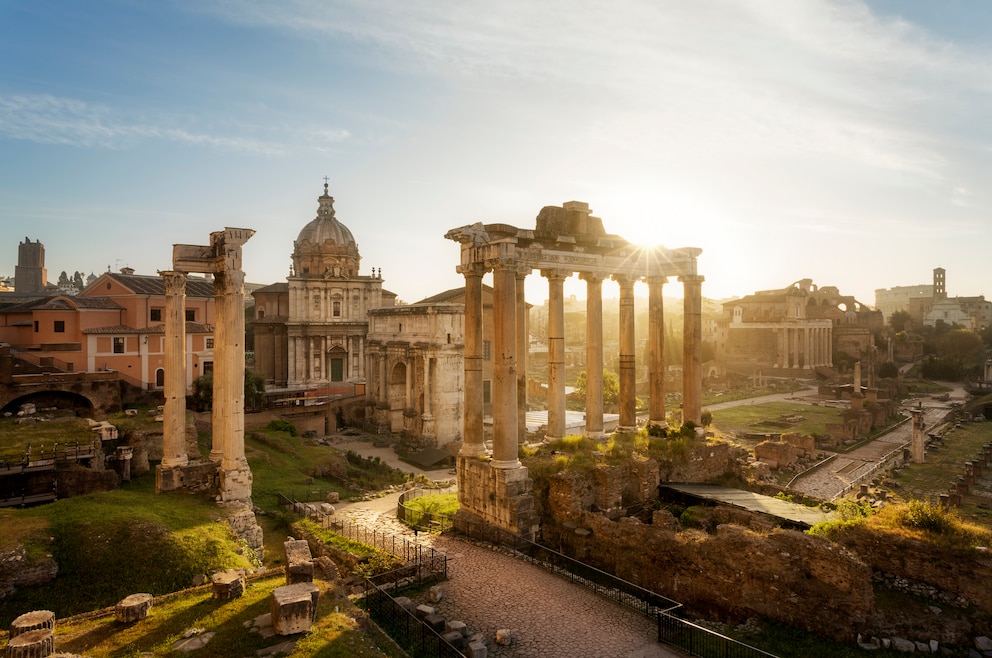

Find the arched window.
[{"left": 155, "top": 368, "right": 165, "bottom": 387}]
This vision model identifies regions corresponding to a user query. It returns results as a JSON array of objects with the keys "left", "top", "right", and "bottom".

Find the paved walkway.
[{"left": 334, "top": 492, "right": 687, "bottom": 658}]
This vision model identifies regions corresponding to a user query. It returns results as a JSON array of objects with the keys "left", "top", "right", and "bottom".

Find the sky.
[{"left": 1, "top": 0, "right": 990, "bottom": 307}]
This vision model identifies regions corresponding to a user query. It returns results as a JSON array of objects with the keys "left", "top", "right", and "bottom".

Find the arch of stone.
[{"left": 446, "top": 201, "right": 704, "bottom": 538}]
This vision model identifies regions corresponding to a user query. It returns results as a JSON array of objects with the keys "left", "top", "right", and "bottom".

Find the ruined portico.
[
  {"left": 157, "top": 228, "right": 255, "bottom": 502},
  {"left": 446, "top": 201, "right": 703, "bottom": 538}
]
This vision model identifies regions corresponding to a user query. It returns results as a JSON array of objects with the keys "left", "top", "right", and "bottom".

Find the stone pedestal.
[
  {"left": 4, "top": 629, "right": 53, "bottom": 658},
  {"left": 219, "top": 467, "right": 253, "bottom": 503},
  {"left": 155, "top": 465, "right": 184, "bottom": 493},
  {"left": 271, "top": 582, "right": 319, "bottom": 635},
  {"left": 455, "top": 456, "right": 538, "bottom": 540},
  {"left": 9, "top": 611, "right": 54, "bottom": 638},
  {"left": 211, "top": 569, "right": 245, "bottom": 600},
  {"left": 115, "top": 593, "right": 153, "bottom": 623}
]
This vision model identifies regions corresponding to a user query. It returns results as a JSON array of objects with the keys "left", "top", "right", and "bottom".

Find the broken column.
[
  {"left": 284, "top": 538, "right": 314, "bottom": 585},
  {"left": 271, "top": 582, "right": 319, "bottom": 635},
  {"left": 911, "top": 408, "right": 926, "bottom": 463}
]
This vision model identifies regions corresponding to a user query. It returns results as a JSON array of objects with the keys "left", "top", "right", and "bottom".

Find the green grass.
[
  {"left": 0, "top": 476, "right": 255, "bottom": 626},
  {"left": 0, "top": 412, "right": 98, "bottom": 457},
  {"left": 47, "top": 574, "right": 400, "bottom": 658},
  {"left": 710, "top": 401, "right": 845, "bottom": 440}
]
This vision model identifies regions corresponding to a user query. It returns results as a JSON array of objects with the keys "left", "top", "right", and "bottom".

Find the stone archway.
[{"left": 388, "top": 361, "right": 407, "bottom": 431}]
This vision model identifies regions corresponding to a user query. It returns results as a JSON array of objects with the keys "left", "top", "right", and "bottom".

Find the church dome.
[{"left": 292, "top": 184, "right": 361, "bottom": 278}]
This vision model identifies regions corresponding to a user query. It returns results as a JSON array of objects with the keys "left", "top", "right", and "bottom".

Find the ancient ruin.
[
  {"left": 446, "top": 201, "right": 703, "bottom": 537},
  {"left": 157, "top": 227, "right": 255, "bottom": 502}
]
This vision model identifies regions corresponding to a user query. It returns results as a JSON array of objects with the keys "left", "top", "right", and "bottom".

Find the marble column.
[
  {"left": 581, "top": 273, "right": 605, "bottom": 439},
  {"left": 681, "top": 274, "right": 704, "bottom": 426},
  {"left": 214, "top": 270, "right": 248, "bottom": 474},
  {"left": 615, "top": 274, "right": 637, "bottom": 431},
  {"left": 160, "top": 271, "right": 189, "bottom": 469},
  {"left": 516, "top": 269, "right": 529, "bottom": 443},
  {"left": 422, "top": 354, "right": 435, "bottom": 440},
  {"left": 460, "top": 266, "right": 486, "bottom": 457},
  {"left": 647, "top": 275, "right": 667, "bottom": 426},
  {"left": 210, "top": 273, "right": 228, "bottom": 463},
  {"left": 491, "top": 262, "right": 520, "bottom": 469},
  {"left": 543, "top": 269, "right": 567, "bottom": 440}
]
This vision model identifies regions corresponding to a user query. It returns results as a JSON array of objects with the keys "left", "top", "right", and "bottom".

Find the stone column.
[
  {"left": 647, "top": 275, "right": 667, "bottom": 426},
  {"left": 615, "top": 275, "right": 637, "bottom": 431},
  {"left": 804, "top": 327, "right": 812, "bottom": 370},
  {"left": 581, "top": 273, "right": 605, "bottom": 439},
  {"left": 422, "top": 354, "right": 435, "bottom": 441},
  {"left": 211, "top": 273, "right": 229, "bottom": 463},
  {"left": 543, "top": 269, "right": 567, "bottom": 440},
  {"left": 491, "top": 261, "right": 520, "bottom": 469},
  {"left": 213, "top": 228, "right": 254, "bottom": 502},
  {"left": 160, "top": 271, "right": 189, "bottom": 469},
  {"left": 680, "top": 274, "right": 704, "bottom": 426},
  {"left": 516, "top": 269, "right": 529, "bottom": 443},
  {"left": 460, "top": 266, "right": 486, "bottom": 457},
  {"left": 911, "top": 407, "right": 926, "bottom": 463}
]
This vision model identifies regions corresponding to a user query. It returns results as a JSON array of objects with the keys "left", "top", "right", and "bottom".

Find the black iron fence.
[
  {"left": 658, "top": 612, "right": 778, "bottom": 658},
  {"left": 363, "top": 585, "right": 465, "bottom": 658},
  {"left": 396, "top": 485, "right": 457, "bottom": 533}
]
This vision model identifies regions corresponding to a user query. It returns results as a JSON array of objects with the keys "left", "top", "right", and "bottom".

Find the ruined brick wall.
[
  {"left": 830, "top": 528, "right": 992, "bottom": 616},
  {"left": 0, "top": 547, "right": 58, "bottom": 599},
  {"left": 544, "top": 472, "right": 874, "bottom": 641},
  {"left": 657, "top": 441, "right": 738, "bottom": 482}
]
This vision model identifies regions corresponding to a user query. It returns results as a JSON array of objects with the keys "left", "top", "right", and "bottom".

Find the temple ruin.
[
  {"left": 157, "top": 227, "right": 255, "bottom": 502},
  {"left": 446, "top": 201, "right": 703, "bottom": 538}
]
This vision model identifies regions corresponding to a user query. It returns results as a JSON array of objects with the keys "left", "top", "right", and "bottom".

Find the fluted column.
[
  {"left": 214, "top": 269, "right": 248, "bottom": 474},
  {"left": 681, "top": 274, "right": 704, "bottom": 426},
  {"left": 460, "top": 266, "right": 486, "bottom": 457},
  {"left": 647, "top": 275, "right": 667, "bottom": 426},
  {"left": 211, "top": 273, "right": 228, "bottom": 463},
  {"left": 160, "top": 271, "right": 188, "bottom": 469},
  {"left": 491, "top": 261, "right": 520, "bottom": 468},
  {"left": 615, "top": 274, "right": 637, "bottom": 431},
  {"left": 543, "top": 269, "right": 568, "bottom": 440},
  {"left": 581, "top": 273, "right": 605, "bottom": 438},
  {"left": 516, "top": 269, "right": 529, "bottom": 443}
]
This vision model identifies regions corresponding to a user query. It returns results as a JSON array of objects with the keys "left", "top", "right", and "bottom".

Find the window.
[
  {"left": 113, "top": 337, "right": 125, "bottom": 354},
  {"left": 150, "top": 308, "right": 162, "bottom": 322},
  {"left": 205, "top": 337, "right": 214, "bottom": 349},
  {"left": 155, "top": 369, "right": 165, "bottom": 387},
  {"left": 483, "top": 340, "right": 491, "bottom": 361},
  {"left": 333, "top": 300, "right": 341, "bottom": 317},
  {"left": 33, "top": 321, "right": 39, "bottom": 333},
  {"left": 54, "top": 320, "right": 65, "bottom": 333},
  {"left": 483, "top": 380, "right": 492, "bottom": 404},
  {"left": 331, "top": 358, "right": 344, "bottom": 382},
  {"left": 185, "top": 309, "right": 195, "bottom": 322}
]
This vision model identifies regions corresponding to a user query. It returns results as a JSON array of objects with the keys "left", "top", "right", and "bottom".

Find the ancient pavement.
[{"left": 331, "top": 468, "right": 688, "bottom": 657}]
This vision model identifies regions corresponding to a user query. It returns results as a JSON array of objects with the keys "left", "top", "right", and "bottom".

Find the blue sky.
[{"left": 1, "top": 0, "right": 990, "bottom": 307}]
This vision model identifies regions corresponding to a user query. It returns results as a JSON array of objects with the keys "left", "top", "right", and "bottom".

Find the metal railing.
[
  {"left": 363, "top": 584, "right": 465, "bottom": 658},
  {"left": 658, "top": 613, "right": 778, "bottom": 658},
  {"left": 397, "top": 485, "right": 458, "bottom": 533}
]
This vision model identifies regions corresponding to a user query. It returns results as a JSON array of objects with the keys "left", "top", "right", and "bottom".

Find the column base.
[
  {"left": 490, "top": 458, "right": 522, "bottom": 470},
  {"left": 583, "top": 430, "right": 606, "bottom": 440},
  {"left": 459, "top": 444, "right": 488, "bottom": 458},
  {"left": 219, "top": 466, "right": 254, "bottom": 502},
  {"left": 156, "top": 465, "right": 185, "bottom": 493},
  {"left": 209, "top": 450, "right": 224, "bottom": 462},
  {"left": 616, "top": 426, "right": 638, "bottom": 433}
]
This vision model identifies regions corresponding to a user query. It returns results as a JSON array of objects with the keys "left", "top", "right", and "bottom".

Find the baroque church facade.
[{"left": 252, "top": 184, "right": 397, "bottom": 392}]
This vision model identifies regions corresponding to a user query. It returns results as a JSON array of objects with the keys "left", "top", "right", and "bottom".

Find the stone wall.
[{"left": 544, "top": 471, "right": 874, "bottom": 641}]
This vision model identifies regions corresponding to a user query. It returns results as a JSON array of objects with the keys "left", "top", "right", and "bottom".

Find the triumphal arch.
[{"left": 446, "top": 201, "right": 704, "bottom": 539}]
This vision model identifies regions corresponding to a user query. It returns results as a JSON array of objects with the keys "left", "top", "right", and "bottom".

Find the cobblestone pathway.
[{"left": 335, "top": 494, "right": 686, "bottom": 658}]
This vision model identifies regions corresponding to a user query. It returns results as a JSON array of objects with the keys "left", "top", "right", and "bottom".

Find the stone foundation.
[
  {"left": 455, "top": 456, "right": 538, "bottom": 540},
  {"left": 219, "top": 467, "right": 253, "bottom": 502},
  {"left": 221, "top": 501, "right": 265, "bottom": 562}
]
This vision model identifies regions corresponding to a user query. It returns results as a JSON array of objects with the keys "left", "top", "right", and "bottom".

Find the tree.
[
  {"left": 889, "top": 310, "right": 911, "bottom": 334},
  {"left": 72, "top": 271, "right": 84, "bottom": 290},
  {"left": 190, "top": 369, "right": 266, "bottom": 411},
  {"left": 57, "top": 271, "right": 70, "bottom": 288},
  {"left": 574, "top": 370, "right": 620, "bottom": 406},
  {"left": 936, "top": 328, "right": 985, "bottom": 368},
  {"left": 878, "top": 361, "right": 899, "bottom": 379}
]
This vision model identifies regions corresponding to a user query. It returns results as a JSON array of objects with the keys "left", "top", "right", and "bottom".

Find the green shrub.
[
  {"left": 902, "top": 500, "right": 954, "bottom": 535},
  {"left": 265, "top": 419, "right": 298, "bottom": 436}
]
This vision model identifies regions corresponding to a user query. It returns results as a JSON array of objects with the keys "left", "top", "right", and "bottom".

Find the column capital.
[
  {"left": 159, "top": 270, "right": 187, "bottom": 295},
  {"left": 646, "top": 275, "right": 668, "bottom": 286},
  {"left": 679, "top": 274, "right": 705, "bottom": 285},
  {"left": 540, "top": 268, "right": 570, "bottom": 282},
  {"left": 457, "top": 262, "right": 489, "bottom": 278},
  {"left": 612, "top": 273, "right": 639, "bottom": 287},
  {"left": 486, "top": 257, "right": 519, "bottom": 272},
  {"left": 579, "top": 271, "right": 606, "bottom": 284}
]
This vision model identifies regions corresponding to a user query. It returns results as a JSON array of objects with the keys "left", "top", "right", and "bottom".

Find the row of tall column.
[
  {"left": 459, "top": 266, "right": 704, "bottom": 466},
  {"left": 287, "top": 333, "right": 364, "bottom": 384},
  {"left": 776, "top": 325, "right": 832, "bottom": 369}
]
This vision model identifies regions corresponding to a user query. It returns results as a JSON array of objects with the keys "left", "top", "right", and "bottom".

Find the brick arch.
[{"left": 1, "top": 389, "right": 95, "bottom": 416}]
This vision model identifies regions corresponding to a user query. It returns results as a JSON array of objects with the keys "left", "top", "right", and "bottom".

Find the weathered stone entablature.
[{"left": 447, "top": 201, "right": 704, "bottom": 538}]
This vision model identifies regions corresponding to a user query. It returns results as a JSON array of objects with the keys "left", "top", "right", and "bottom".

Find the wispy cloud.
[{"left": 0, "top": 93, "right": 298, "bottom": 155}]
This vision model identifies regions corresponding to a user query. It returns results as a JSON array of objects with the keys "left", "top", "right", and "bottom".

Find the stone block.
[
  {"left": 414, "top": 604, "right": 435, "bottom": 619},
  {"left": 441, "top": 631, "right": 465, "bottom": 650},
  {"left": 495, "top": 628, "right": 512, "bottom": 645},
  {"left": 445, "top": 620, "right": 468, "bottom": 637},
  {"left": 427, "top": 584, "right": 443, "bottom": 602},
  {"left": 319, "top": 503, "right": 335, "bottom": 515},
  {"left": 5, "top": 628, "right": 54, "bottom": 658},
  {"left": 10, "top": 610, "right": 54, "bottom": 637},
  {"left": 211, "top": 569, "right": 246, "bottom": 600},
  {"left": 325, "top": 491, "right": 340, "bottom": 504},
  {"left": 423, "top": 613, "right": 446, "bottom": 633},
  {"left": 115, "top": 593, "right": 153, "bottom": 623},
  {"left": 271, "top": 582, "right": 319, "bottom": 636},
  {"left": 284, "top": 539, "right": 314, "bottom": 584},
  {"left": 393, "top": 596, "right": 414, "bottom": 612},
  {"left": 466, "top": 640, "right": 488, "bottom": 658}
]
